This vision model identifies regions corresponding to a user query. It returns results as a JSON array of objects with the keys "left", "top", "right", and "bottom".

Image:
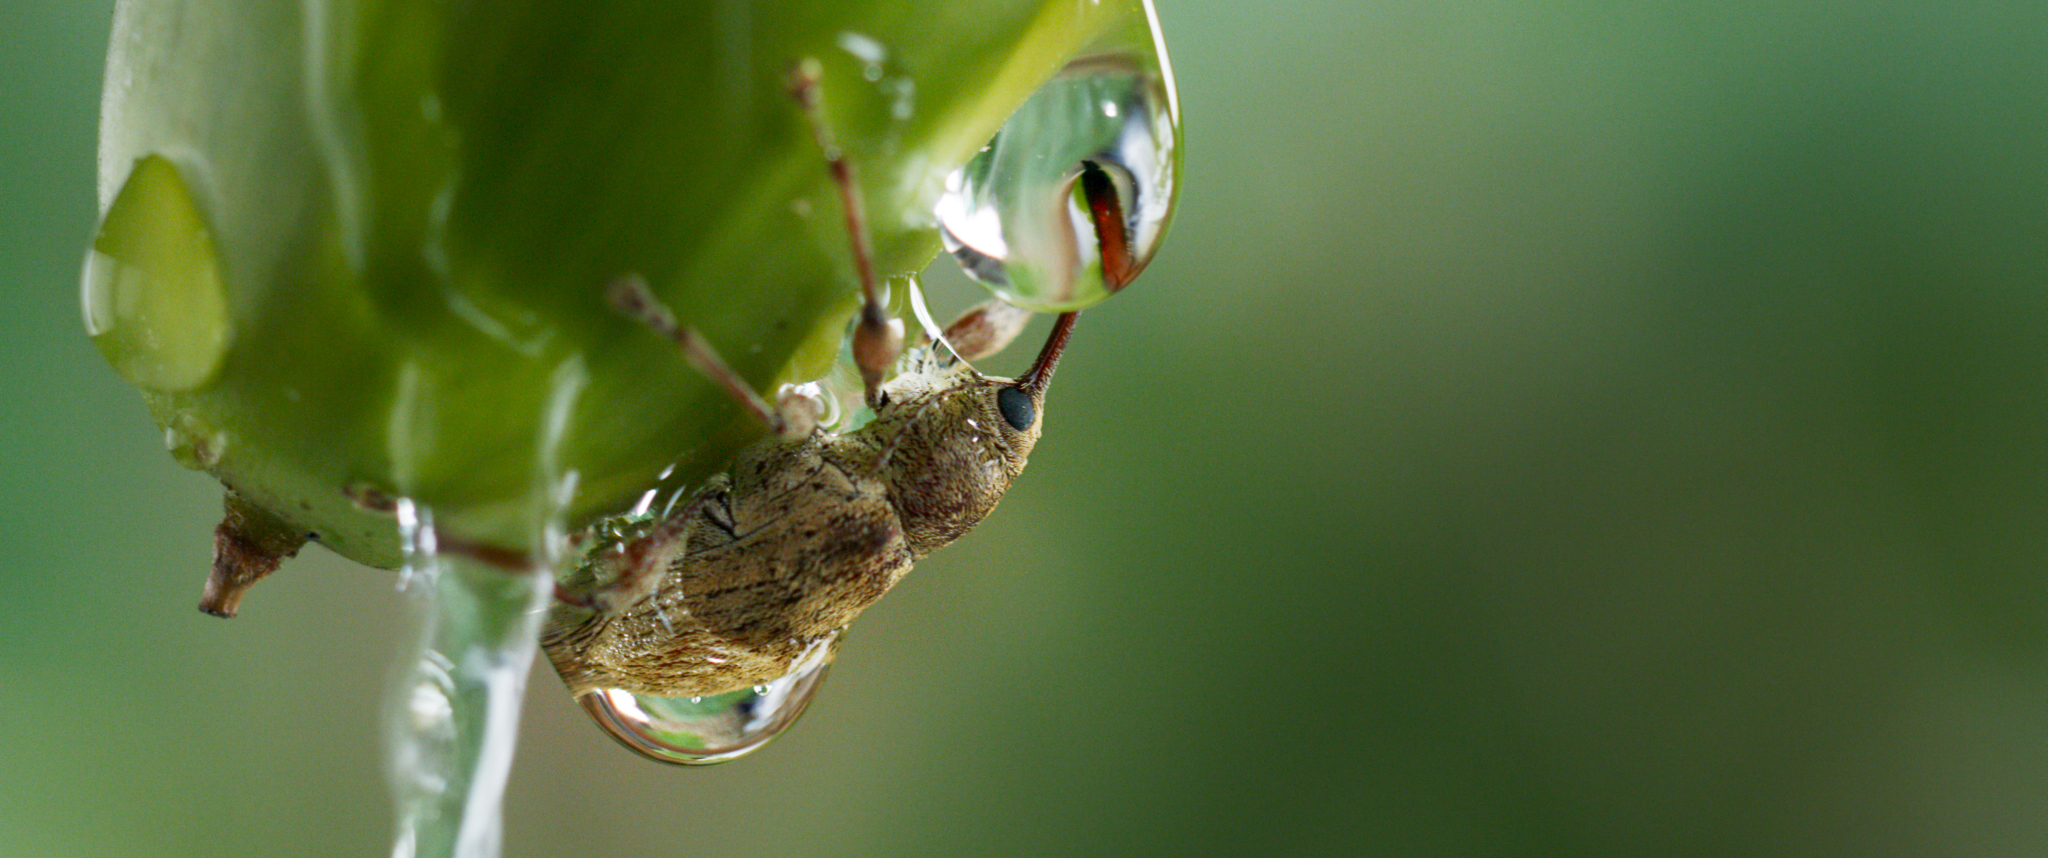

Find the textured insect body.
[
  {"left": 532, "top": 66, "right": 1114, "bottom": 718},
  {"left": 542, "top": 309, "right": 1075, "bottom": 699}
]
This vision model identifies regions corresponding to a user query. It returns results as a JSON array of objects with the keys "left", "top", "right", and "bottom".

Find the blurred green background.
[{"left": 9, "top": 1, "right": 2048, "bottom": 856}]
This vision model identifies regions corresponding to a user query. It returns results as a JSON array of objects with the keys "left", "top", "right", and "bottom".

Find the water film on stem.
[
  {"left": 385, "top": 498, "right": 554, "bottom": 858},
  {"left": 384, "top": 358, "right": 584, "bottom": 858}
]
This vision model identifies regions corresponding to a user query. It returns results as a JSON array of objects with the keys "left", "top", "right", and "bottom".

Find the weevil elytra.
[
  {"left": 539, "top": 284, "right": 1078, "bottom": 700},
  {"left": 539, "top": 66, "right": 1136, "bottom": 705}
]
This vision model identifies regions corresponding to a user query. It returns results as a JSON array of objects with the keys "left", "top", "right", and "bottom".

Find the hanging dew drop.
[
  {"left": 576, "top": 633, "right": 838, "bottom": 765},
  {"left": 82, "top": 154, "right": 233, "bottom": 392},
  {"left": 935, "top": 14, "right": 1181, "bottom": 313}
]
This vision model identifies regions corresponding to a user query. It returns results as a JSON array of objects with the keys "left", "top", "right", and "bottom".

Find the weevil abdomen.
[{"left": 542, "top": 434, "right": 911, "bottom": 697}]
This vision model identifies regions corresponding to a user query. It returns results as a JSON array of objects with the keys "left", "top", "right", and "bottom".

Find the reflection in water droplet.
[
  {"left": 578, "top": 634, "right": 838, "bottom": 765},
  {"left": 935, "top": 8, "right": 1181, "bottom": 312},
  {"left": 628, "top": 487, "right": 661, "bottom": 518},
  {"left": 885, "top": 78, "right": 916, "bottom": 121},
  {"left": 82, "top": 154, "right": 232, "bottom": 391}
]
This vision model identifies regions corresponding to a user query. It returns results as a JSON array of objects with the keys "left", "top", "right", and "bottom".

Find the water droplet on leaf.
[
  {"left": 936, "top": 36, "right": 1181, "bottom": 312},
  {"left": 576, "top": 634, "right": 838, "bottom": 765},
  {"left": 82, "top": 155, "right": 233, "bottom": 391},
  {"left": 164, "top": 413, "right": 227, "bottom": 470}
]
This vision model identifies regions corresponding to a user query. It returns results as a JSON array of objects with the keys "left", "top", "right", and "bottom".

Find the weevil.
[
  {"left": 196, "top": 65, "right": 1138, "bottom": 746},
  {"left": 539, "top": 67, "right": 1137, "bottom": 702},
  {"left": 540, "top": 283, "right": 1077, "bottom": 699}
]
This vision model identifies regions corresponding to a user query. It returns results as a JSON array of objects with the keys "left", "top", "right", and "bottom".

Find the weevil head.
[{"left": 857, "top": 312, "right": 1078, "bottom": 556}]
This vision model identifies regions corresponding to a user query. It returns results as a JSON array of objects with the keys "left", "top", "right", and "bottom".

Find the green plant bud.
[{"left": 90, "top": 0, "right": 1153, "bottom": 570}]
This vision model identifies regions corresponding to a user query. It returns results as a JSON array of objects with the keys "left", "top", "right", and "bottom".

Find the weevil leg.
[
  {"left": 788, "top": 61, "right": 902, "bottom": 409},
  {"left": 937, "top": 299, "right": 1035, "bottom": 364},
  {"left": 404, "top": 534, "right": 600, "bottom": 609},
  {"left": 607, "top": 275, "right": 798, "bottom": 437},
  {"left": 346, "top": 484, "right": 590, "bottom": 606},
  {"left": 562, "top": 492, "right": 711, "bottom": 616},
  {"left": 399, "top": 529, "right": 600, "bottom": 608}
]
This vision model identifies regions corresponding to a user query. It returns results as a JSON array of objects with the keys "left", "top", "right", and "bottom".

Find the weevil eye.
[{"left": 996, "top": 386, "right": 1035, "bottom": 431}]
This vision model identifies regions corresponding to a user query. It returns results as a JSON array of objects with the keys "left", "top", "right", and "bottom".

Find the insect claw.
[
  {"left": 605, "top": 275, "right": 668, "bottom": 327},
  {"left": 775, "top": 385, "right": 824, "bottom": 437},
  {"left": 853, "top": 303, "right": 902, "bottom": 409},
  {"left": 559, "top": 493, "right": 708, "bottom": 614}
]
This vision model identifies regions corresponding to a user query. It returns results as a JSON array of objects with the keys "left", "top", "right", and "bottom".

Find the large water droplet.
[
  {"left": 82, "top": 155, "right": 232, "bottom": 392},
  {"left": 935, "top": 17, "right": 1181, "bottom": 312},
  {"left": 577, "top": 633, "right": 839, "bottom": 765}
]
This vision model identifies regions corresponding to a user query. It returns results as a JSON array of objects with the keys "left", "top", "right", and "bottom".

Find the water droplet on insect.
[
  {"left": 935, "top": 18, "right": 1181, "bottom": 312},
  {"left": 82, "top": 154, "right": 232, "bottom": 391},
  {"left": 576, "top": 634, "right": 838, "bottom": 765}
]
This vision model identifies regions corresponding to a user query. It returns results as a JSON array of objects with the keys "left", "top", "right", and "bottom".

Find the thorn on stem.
[{"left": 200, "top": 493, "right": 308, "bottom": 618}]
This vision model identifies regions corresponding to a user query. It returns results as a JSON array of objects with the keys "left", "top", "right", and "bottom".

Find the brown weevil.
[
  {"left": 542, "top": 284, "right": 1080, "bottom": 762},
  {"left": 197, "top": 63, "right": 1141, "bottom": 765},
  {"left": 532, "top": 67, "right": 1138, "bottom": 763}
]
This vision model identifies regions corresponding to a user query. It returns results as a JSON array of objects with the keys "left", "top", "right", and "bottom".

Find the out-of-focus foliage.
[{"left": 10, "top": 2, "right": 2048, "bottom": 857}]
